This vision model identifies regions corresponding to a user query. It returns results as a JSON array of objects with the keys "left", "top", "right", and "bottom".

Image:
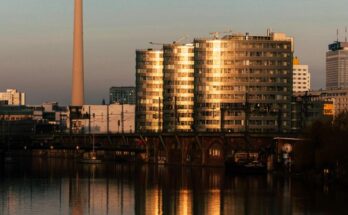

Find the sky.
[{"left": 0, "top": 0, "right": 347, "bottom": 105}]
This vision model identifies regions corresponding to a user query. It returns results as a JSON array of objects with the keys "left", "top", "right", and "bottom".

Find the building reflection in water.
[{"left": 0, "top": 158, "right": 347, "bottom": 215}]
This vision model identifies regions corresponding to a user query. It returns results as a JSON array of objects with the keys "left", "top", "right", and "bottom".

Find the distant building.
[
  {"left": 0, "top": 105, "right": 35, "bottom": 135},
  {"left": 69, "top": 104, "right": 135, "bottom": 134},
  {"left": 300, "top": 88, "right": 348, "bottom": 115},
  {"left": 291, "top": 93, "right": 333, "bottom": 132},
  {"left": 326, "top": 41, "right": 348, "bottom": 89},
  {"left": 293, "top": 57, "right": 310, "bottom": 92},
  {"left": 0, "top": 89, "right": 25, "bottom": 105},
  {"left": 109, "top": 87, "right": 136, "bottom": 105}
]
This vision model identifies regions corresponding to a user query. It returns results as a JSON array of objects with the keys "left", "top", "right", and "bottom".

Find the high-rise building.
[
  {"left": 293, "top": 57, "right": 310, "bottom": 92},
  {"left": 71, "top": 0, "right": 85, "bottom": 106},
  {"left": 136, "top": 49, "right": 163, "bottom": 132},
  {"left": 0, "top": 89, "right": 26, "bottom": 105},
  {"left": 109, "top": 87, "right": 136, "bottom": 105},
  {"left": 194, "top": 32, "right": 294, "bottom": 133},
  {"left": 326, "top": 41, "right": 348, "bottom": 89},
  {"left": 163, "top": 43, "right": 194, "bottom": 132}
]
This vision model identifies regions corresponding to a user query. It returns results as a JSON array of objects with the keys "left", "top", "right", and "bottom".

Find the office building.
[
  {"left": 0, "top": 89, "right": 26, "bottom": 105},
  {"left": 293, "top": 57, "right": 310, "bottom": 92},
  {"left": 109, "top": 87, "right": 136, "bottom": 105},
  {"left": 326, "top": 41, "right": 348, "bottom": 89},
  {"left": 194, "top": 32, "right": 294, "bottom": 133},
  {"left": 135, "top": 49, "right": 164, "bottom": 132},
  {"left": 163, "top": 43, "right": 194, "bottom": 132}
]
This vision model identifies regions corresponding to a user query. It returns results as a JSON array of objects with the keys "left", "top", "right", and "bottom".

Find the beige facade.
[
  {"left": 194, "top": 32, "right": 294, "bottom": 133},
  {"left": 0, "top": 89, "right": 25, "bottom": 105},
  {"left": 293, "top": 57, "right": 310, "bottom": 92},
  {"left": 136, "top": 49, "right": 164, "bottom": 132},
  {"left": 163, "top": 44, "right": 194, "bottom": 132}
]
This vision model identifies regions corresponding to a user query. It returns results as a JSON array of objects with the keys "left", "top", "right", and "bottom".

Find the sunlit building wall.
[
  {"left": 293, "top": 57, "right": 310, "bottom": 92},
  {"left": 163, "top": 44, "right": 195, "bottom": 132},
  {"left": 194, "top": 32, "right": 294, "bottom": 133},
  {"left": 136, "top": 49, "right": 164, "bottom": 132},
  {"left": 0, "top": 89, "right": 25, "bottom": 105}
]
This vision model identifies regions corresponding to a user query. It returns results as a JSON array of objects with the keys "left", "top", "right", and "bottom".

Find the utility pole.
[
  {"left": 244, "top": 92, "right": 250, "bottom": 135},
  {"left": 121, "top": 102, "right": 124, "bottom": 134},
  {"left": 220, "top": 108, "right": 225, "bottom": 132},
  {"left": 106, "top": 104, "right": 109, "bottom": 134},
  {"left": 174, "top": 96, "right": 177, "bottom": 133},
  {"left": 88, "top": 105, "right": 91, "bottom": 134},
  {"left": 158, "top": 97, "right": 161, "bottom": 133}
]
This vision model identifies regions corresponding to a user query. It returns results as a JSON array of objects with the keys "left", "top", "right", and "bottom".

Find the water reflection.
[{"left": 0, "top": 158, "right": 347, "bottom": 215}]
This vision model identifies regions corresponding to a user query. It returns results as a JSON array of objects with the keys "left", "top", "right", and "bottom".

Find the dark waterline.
[{"left": 0, "top": 158, "right": 346, "bottom": 215}]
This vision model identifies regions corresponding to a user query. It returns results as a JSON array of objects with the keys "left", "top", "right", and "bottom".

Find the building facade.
[
  {"left": 291, "top": 94, "right": 333, "bottom": 132},
  {"left": 300, "top": 88, "right": 348, "bottom": 115},
  {"left": 135, "top": 49, "right": 164, "bottom": 132},
  {"left": 194, "top": 32, "right": 294, "bottom": 133},
  {"left": 109, "top": 87, "right": 136, "bottom": 105},
  {"left": 163, "top": 43, "right": 195, "bottom": 132},
  {"left": 293, "top": 57, "right": 310, "bottom": 92},
  {"left": 69, "top": 104, "right": 135, "bottom": 134},
  {"left": 0, "top": 89, "right": 25, "bottom": 105},
  {"left": 326, "top": 41, "right": 348, "bottom": 89}
]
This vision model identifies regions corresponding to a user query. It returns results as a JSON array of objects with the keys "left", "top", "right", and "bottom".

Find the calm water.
[{"left": 0, "top": 158, "right": 346, "bottom": 215}]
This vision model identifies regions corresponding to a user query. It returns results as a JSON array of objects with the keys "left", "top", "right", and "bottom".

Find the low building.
[
  {"left": 109, "top": 87, "right": 136, "bottom": 105},
  {"left": 69, "top": 104, "right": 135, "bottom": 134},
  {"left": 293, "top": 57, "right": 310, "bottom": 92},
  {"left": 300, "top": 88, "right": 348, "bottom": 115},
  {"left": 0, "top": 89, "right": 25, "bottom": 105},
  {"left": 291, "top": 93, "right": 334, "bottom": 132},
  {"left": 0, "top": 105, "right": 35, "bottom": 135}
]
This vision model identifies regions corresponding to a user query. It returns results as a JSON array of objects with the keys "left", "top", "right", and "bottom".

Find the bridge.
[{"left": 0, "top": 132, "right": 299, "bottom": 166}]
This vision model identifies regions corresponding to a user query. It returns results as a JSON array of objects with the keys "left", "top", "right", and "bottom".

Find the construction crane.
[
  {"left": 149, "top": 35, "right": 189, "bottom": 46},
  {"left": 209, "top": 30, "right": 233, "bottom": 39}
]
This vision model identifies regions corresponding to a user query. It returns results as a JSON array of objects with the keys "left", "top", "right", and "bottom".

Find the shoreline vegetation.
[{"left": 299, "top": 111, "right": 348, "bottom": 186}]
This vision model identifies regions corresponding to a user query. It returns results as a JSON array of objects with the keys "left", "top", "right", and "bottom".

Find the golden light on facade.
[{"left": 136, "top": 49, "right": 164, "bottom": 132}]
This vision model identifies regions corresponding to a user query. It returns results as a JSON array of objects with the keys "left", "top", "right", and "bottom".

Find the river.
[{"left": 0, "top": 158, "right": 346, "bottom": 215}]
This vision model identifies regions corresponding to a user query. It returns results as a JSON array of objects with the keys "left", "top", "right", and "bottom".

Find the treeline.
[{"left": 305, "top": 111, "right": 348, "bottom": 171}]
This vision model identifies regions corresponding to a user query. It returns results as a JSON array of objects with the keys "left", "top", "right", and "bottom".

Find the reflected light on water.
[
  {"left": 178, "top": 190, "right": 192, "bottom": 215},
  {"left": 0, "top": 158, "right": 347, "bottom": 215}
]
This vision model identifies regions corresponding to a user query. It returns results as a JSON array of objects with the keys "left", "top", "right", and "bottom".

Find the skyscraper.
[
  {"left": 71, "top": 0, "right": 85, "bottom": 106},
  {"left": 326, "top": 41, "right": 348, "bottom": 89}
]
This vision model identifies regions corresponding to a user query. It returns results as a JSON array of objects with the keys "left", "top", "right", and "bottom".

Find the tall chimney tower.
[{"left": 71, "top": 0, "right": 84, "bottom": 106}]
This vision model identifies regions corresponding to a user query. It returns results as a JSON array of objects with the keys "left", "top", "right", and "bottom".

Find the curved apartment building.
[
  {"left": 194, "top": 32, "right": 293, "bottom": 133},
  {"left": 163, "top": 44, "right": 195, "bottom": 132},
  {"left": 135, "top": 49, "right": 163, "bottom": 132}
]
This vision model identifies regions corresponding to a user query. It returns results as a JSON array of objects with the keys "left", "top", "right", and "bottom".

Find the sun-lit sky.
[{"left": 0, "top": 0, "right": 347, "bottom": 105}]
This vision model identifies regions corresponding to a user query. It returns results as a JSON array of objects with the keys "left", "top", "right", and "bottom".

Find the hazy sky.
[{"left": 0, "top": 0, "right": 347, "bottom": 105}]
